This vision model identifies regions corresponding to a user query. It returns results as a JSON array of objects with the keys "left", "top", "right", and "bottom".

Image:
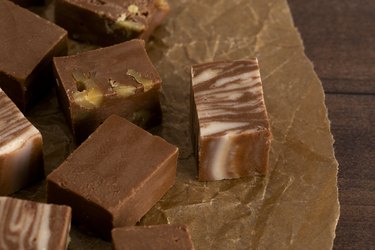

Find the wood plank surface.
[
  {"left": 287, "top": 1, "right": 375, "bottom": 249},
  {"left": 288, "top": 0, "right": 375, "bottom": 94}
]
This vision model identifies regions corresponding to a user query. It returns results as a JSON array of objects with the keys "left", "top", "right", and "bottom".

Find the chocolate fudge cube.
[
  {"left": 0, "top": 89, "right": 44, "bottom": 195},
  {"left": 53, "top": 39, "right": 162, "bottom": 142},
  {"left": 190, "top": 59, "right": 272, "bottom": 181},
  {"left": 55, "top": 0, "right": 170, "bottom": 46},
  {"left": 47, "top": 115, "right": 179, "bottom": 239},
  {"left": 0, "top": 196, "right": 71, "bottom": 250},
  {"left": 0, "top": 0, "right": 67, "bottom": 111},
  {"left": 112, "top": 224, "right": 195, "bottom": 250}
]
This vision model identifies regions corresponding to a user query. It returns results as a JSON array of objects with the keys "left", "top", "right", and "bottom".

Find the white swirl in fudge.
[
  {"left": 192, "top": 60, "right": 266, "bottom": 136},
  {"left": 0, "top": 89, "right": 44, "bottom": 195},
  {"left": 0, "top": 197, "right": 71, "bottom": 250},
  {"left": 191, "top": 59, "right": 272, "bottom": 181},
  {"left": 0, "top": 90, "right": 40, "bottom": 155}
]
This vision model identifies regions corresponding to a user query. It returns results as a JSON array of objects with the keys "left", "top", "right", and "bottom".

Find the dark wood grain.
[
  {"left": 287, "top": 0, "right": 375, "bottom": 249},
  {"left": 288, "top": 0, "right": 375, "bottom": 94}
]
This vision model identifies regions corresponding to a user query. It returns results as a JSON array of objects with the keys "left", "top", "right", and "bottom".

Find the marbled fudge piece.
[
  {"left": 0, "top": 197, "right": 71, "bottom": 250},
  {"left": 55, "top": 0, "right": 170, "bottom": 45},
  {"left": 0, "top": 0, "right": 67, "bottom": 111},
  {"left": 0, "top": 89, "right": 44, "bottom": 195},
  {"left": 190, "top": 59, "right": 272, "bottom": 181},
  {"left": 53, "top": 39, "right": 162, "bottom": 142},
  {"left": 47, "top": 115, "right": 178, "bottom": 239}
]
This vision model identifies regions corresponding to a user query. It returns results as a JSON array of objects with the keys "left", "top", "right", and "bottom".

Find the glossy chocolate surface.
[
  {"left": 0, "top": 0, "right": 67, "bottom": 111},
  {"left": 47, "top": 115, "right": 178, "bottom": 239},
  {"left": 53, "top": 39, "right": 162, "bottom": 142},
  {"left": 112, "top": 224, "right": 195, "bottom": 250},
  {"left": 55, "top": 0, "right": 170, "bottom": 45},
  {"left": 191, "top": 59, "right": 272, "bottom": 181}
]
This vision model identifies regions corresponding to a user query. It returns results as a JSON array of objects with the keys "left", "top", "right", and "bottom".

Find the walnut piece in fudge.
[
  {"left": 55, "top": 0, "right": 170, "bottom": 45},
  {"left": 191, "top": 59, "right": 272, "bottom": 181}
]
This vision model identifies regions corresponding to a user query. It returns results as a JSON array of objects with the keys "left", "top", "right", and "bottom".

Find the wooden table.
[{"left": 287, "top": 1, "right": 375, "bottom": 249}]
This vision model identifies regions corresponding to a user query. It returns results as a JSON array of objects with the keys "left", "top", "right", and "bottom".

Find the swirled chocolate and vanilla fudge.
[
  {"left": 55, "top": 0, "right": 170, "bottom": 46},
  {"left": 190, "top": 59, "right": 272, "bottom": 181},
  {"left": 0, "top": 197, "right": 71, "bottom": 250},
  {"left": 47, "top": 115, "right": 178, "bottom": 239},
  {"left": 0, "top": 89, "right": 44, "bottom": 195},
  {"left": 53, "top": 39, "right": 162, "bottom": 142},
  {"left": 0, "top": 0, "right": 67, "bottom": 111}
]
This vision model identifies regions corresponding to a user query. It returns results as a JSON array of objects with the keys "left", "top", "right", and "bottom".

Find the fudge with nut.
[
  {"left": 55, "top": 0, "right": 170, "bottom": 45},
  {"left": 190, "top": 59, "right": 272, "bottom": 181},
  {"left": 53, "top": 39, "right": 162, "bottom": 142}
]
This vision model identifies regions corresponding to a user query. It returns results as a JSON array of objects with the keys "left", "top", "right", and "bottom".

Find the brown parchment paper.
[{"left": 15, "top": 0, "right": 340, "bottom": 249}]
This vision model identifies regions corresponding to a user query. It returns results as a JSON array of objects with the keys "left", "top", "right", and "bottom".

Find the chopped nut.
[
  {"left": 155, "top": 0, "right": 169, "bottom": 10},
  {"left": 113, "top": 85, "right": 136, "bottom": 98},
  {"left": 127, "top": 4, "right": 139, "bottom": 14},
  {"left": 72, "top": 70, "right": 96, "bottom": 91},
  {"left": 73, "top": 87, "right": 103, "bottom": 109},
  {"left": 108, "top": 78, "right": 119, "bottom": 88},
  {"left": 117, "top": 13, "right": 127, "bottom": 22},
  {"left": 114, "top": 20, "right": 145, "bottom": 33},
  {"left": 127, "top": 69, "right": 154, "bottom": 92}
]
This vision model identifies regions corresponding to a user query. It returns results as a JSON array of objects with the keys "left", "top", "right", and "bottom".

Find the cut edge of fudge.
[
  {"left": 46, "top": 115, "right": 178, "bottom": 239},
  {"left": 0, "top": 88, "right": 44, "bottom": 195},
  {"left": 111, "top": 224, "right": 195, "bottom": 250},
  {"left": 190, "top": 59, "right": 272, "bottom": 181},
  {"left": 0, "top": 196, "right": 72, "bottom": 250}
]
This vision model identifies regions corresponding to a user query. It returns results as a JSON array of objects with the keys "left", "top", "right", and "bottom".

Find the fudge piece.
[
  {"left": 0, "top": 196, "right": 71, "bottom": 250},
  {"left": 0, "top": 0, "right": 67, "bottom": 111},
  {"left": 112, "top": 224, "right": 195, "bottom": 250},
  {"left": 53, "top": 39, "right": 162, "bottom": 142},
  {"left": 47, "top": 115, "right": 179, "bottom": 239},
  {"left": 0, "top": 89, "right": 44, "bottom": 195},
  {"left": 190, "top": 59, "right": 272, "bottom": 181},
  {"left": 55, "top": 0, "right": 170, "bottom": 46}
]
